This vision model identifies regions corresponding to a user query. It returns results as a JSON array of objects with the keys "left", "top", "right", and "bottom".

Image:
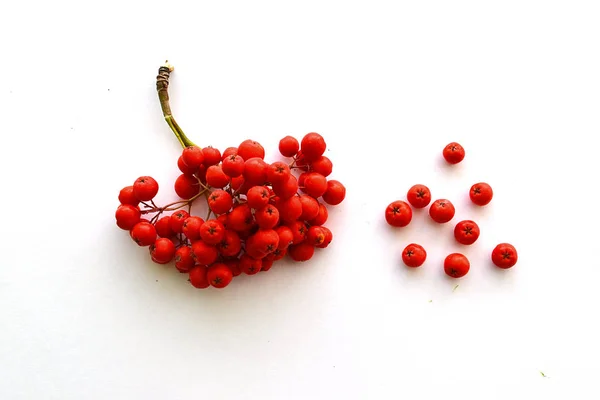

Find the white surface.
[{"left": 1, "top": 1, "right": 600, "bottom": 399}]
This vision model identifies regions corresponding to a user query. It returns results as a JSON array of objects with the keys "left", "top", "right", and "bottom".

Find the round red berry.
[
  {"left": 174, "top": 246, "right": 196, "bottom": 273},
  {"left": 170, "top": 210, "right": 190, "bottom": 234},
  {"left": 217, "top": 230, "right": 242, "bottom": 257},
  {"left": 199, "top": 219, "right": 225, "bottom": 245},
  {"left": 222, "top": 154, "right": 245, "bottom": 177},
  {"left": 272, "top": 175, "right": 299, "bottom": 200},
  {"left": 133, "top": 176, "right": 159, "bottom": 201},
  {"left": 243, "top": 157, "right": 268, "bottom": 185},
  {"left": 177, "top": 155, "right": 197, "bottom": 175},
  {"left": 288, "top": 221, "right": 308, "bottom": 244},
  {"left": 288, "top": 242, "right": 315, "bottom": 262},
  {"left": 298, "top": 195, "right": 319, "bottom": 220},
  {"left": 227, "top": 204, "right": 254, "bottom": 232},
  {"left": 277, "top": 196, "right": 303, "bottom": 224},
  {"left": 401, "top": 243, "right": 427, "bottom": 267},
  {"left": 279, "top": 136, "right": 299, "bottom": 157},
  {"left": 302, "top": 173, "right": 328, "bottom": 198},
  {"left": 385, "top": 200, "right": 413, "bottom": 227},
  {"left": 222, "top": 147, "right": 238, "bottom": 160},
  {"left": 406, "top": 184, "right": 431, "bottom": 209},
  {"left": 444, "top": 253, "right": 470, "bottom": 278},
  {"left": 182, "top": 146, "right": 205, "bottom": 169},
  {"left": 208, "top": 189, "right": 233, "bottom": 215},
  {"left": 118, "top": 186, "right": 139, "bottom": 206},
  {"left": 174, "top": 174, "right": 200, "bottom": 200},
  {"left": 130, "top": 221, "right": 157, "bottom": 246},
  {"left": 255, "top": 204, "right": 280, "bottom": 229},
  {"left": 246, "top": 186, "right": 271, "bottom": 209},
  {"left": 202, "top": 146, "right": 222, "bottom": 166},
  {"left": 307, "top": 226, "right": 326, "bottom": 246},
  {"left": 155, "top": 216, "right": 174, "bottom": 238},
  {"left": 238, "top": 139, "right": 265, "bottom": 161},
  {"left": 443, "top": 142, "right": 465, "bottom": 164},
  {"left": 267, "top": 161, "right": 291, "bottom": 185},
  {"left": 191, "top": 240, "right": 219, "bottom": 265},
  {"left": 239, "top": 253, "right": 262, "bottom": 275},
  {"left": 469, "top": 182, "right": 493, "bottom": 206},
  {"left": 454, "top": 220, "right": 480, "bottom": 245},
  {"left": 189, "top": 266, "right": 210, "bottom": 288},
  {"left": 308, "top": 203, "right": 328, "bottom": 226},
  {"left": 491, "top": 243, "right": 518, "bottom": 269},
  {"left": 182, "top": 216, "right": 204, "bottom": 241},
  {"left": 429, "top": 199, "right": 455, "bottom": 223},
  {"left": 322, "top": 180, "right": 346, "bottom": 205},
  {"left": 300, "top": 132, "right": 326, "bottom": 161},
  {"left": 115, "top": 204, "right": 141, "bottom": 230},
  {"left": 150, "top": 238, "right": 176, "bottom": 264},
  {"left": 205, "top": 165, "right": 229, "bottom": 188},
  {"left": 316, "top": 226, "right": 333, "bottom": 248},
  {"left": 207, "top": 263, "right": 233, "bottom": 288},
  {"left": 225, "top": 259, "right": 242, "bottom": 277},
  {"left": 275, "top": 226, "right": 294, "bottom": 250},
  {"left": 310, "top": 156, "right": 333, "bottom": 177}
]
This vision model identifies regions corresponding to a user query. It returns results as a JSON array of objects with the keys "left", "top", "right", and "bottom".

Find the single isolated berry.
[
  {"left": 402, "top": 243, "right": 427, "bottom": 267},
  {"left": 469, "top": 182, "right": 493, "bottom": 206},
  {"left": 444, "top": 253, "right": 470, "bottom": 278},
  {"left": 406, "top": 184, "right": 431, "bottom": 209},
  {"left": 279, "top": 136, "right": 299, "bottom": 157},
  {"left": 429, "top": 199, "right": 455, "bottom": 223},
  {"left": 491, "top": 243, "right": 518, "bottom": 269},
  {"left": 385, "top": 200, "right": 413, "bottom": 227},
  {"left": 453, "top": 220, "right": 480, "bottom": 245},
  {"left": 442, "top": 142, "right": 465, "bottom": 164},
  {"left": 133, "top": 176, "right": 159, "bottom": 201}
]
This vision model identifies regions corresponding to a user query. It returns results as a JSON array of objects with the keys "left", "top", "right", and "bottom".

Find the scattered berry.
[
  {"left": 429, "top": 199, "right": 455, "bottom": 223},
  {"left": 385, "top": 200, "right": 413, "bottom": 227},
  {"left": 406, "top": 184, "right": 431, "bottom": 209},
  {"left": 442, "top": 142, "right": 465, "bottom": 164},
  {"left": 454, "top": 220, "right": 480, "bottom": 245},
  {"left": 444, "top": 253, "right": 470, "bottom": 278},
  {"left": 491, "top": 243, "right": 518, "bottom": 269},
  {"left": 469, "top": 182, "right": 493, "bottom": 206},
  {"left": 402, "top": 244, "right": 427, "bottom": 267}
]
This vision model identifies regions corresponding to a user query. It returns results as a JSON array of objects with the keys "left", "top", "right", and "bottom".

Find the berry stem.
[{"left": 156, "top": 61, "right": 197, "bottom": 149}]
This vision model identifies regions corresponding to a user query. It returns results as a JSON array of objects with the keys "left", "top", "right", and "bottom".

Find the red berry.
[
  {"left": 308, "top": 203, "right": 328, "bottom": 226},
  {"left": 115, "top": 204, "right": 141, "bottom": 230},
  {"left": 252, "top": 229, "right": 280, "bottom": 254},
  {"left": 277, "top": 196, "right": 303, "bottom": 224},
  {"left": 406, "top": 184, "right": 431, "bottom": 209},
  {"left": 202, "top": 146, "right": 222, "bottom": 166},
  {"left": 306, "top": 226, "right": 326, "bottom": 246},
  {"left": 244, "top": 234, "right": 268, "bottom": 259},
  {"left": 385, "top": 200, "right": 413, "bottom": 227},
  {"left": 239, "top": 253, "right": 262, "bottom": 275},
  {"left": 298, "top": 195, "right": 319, "bottom": 220},
  {"left": 174, "top": 174, "right": 200, "bottom": 200},
  {"left": 227, "top": 204, "right": 254, "bottom": 232},
  {"left": 217, "top": 230, "right": 242, "bottom": 257},
  {"left": 267, "top": 161, "right": 291, "bottom": 184},
  {"left": 469, "top": 182, "right": 493, "bottom": 206},
  {"left": 300, "top": 132, "right": 326, "bottom": 161},
  {"left": 130, "top": 222, "right": 157, "bottom": 246},
  {"left": 295, "top": 151, "right": 309, "bottom": 171},
  {"left": 297, "top": 172, "right": 308, "bottom": 188},
  {"left": 155, "top": 216, "right": 174, "bottom": 238},
  {"left": 182, "top": 146, "right": 205, "bottom": 168},
  {"left": 246, "top": 186, "right": 271, "bottom": 209},
  {"left": 322, "top": 180, "right": 346, "bottom": 205},
  {"left": 175, "top": 246, "right": 196, "bottom": 273},
  {"left": 207, "top": 263, "right": 233, "bottom": 288},
  {"left": 118, "top": 186, "right": 139, "bottom": 206},
  {"left": 191, "top": 240, "right": 219, "bottom": 265},
  {"left": 208, "top": 189, "right": 233, "bottom": 214},
  {"left": 261, "top": 257, "right": 274, "bottom": 272},
  {"left": 150, "top": 238, "right": 176, "bottom": 264},
  {"left": 199, "top": 219, "right": 225, "bottom": 245},
  {"left": 316, "top": 226, "right": 333, "bottom": 248},
  {"left": 275, "top": 226, "right": 294, "bottom": 249},
  {"left": 272, "top": 175, "right": 299, "bottom": 200},
  {"left": 444, "top": 253, "right": 470, "bottom": 278},
  {"left": 310, "top": 156, "right": 333, "bottom": 177},
  {"left": 429, "top": 199, "right": 455, "bottom": 223},
  {"left": 182, "top": 216, "right": 204, "bottom": 241},
  {"left": 491, "top": 243, "right": 518, "bottom": 269},
  {"left": 133, "top": 176, "right": 159, "bottom": 201},
  {"left": 454, "top": 220, "right": 480, "bottom": 245},
  {"left": 288, "top": 242, "right": 315, "bottom": 262},
  {"left": 189, "top": 266, "right": 210, "bottom": 288},
  {"left": 288, "top": 221, "right": 308, "bottom": 244},
  {"left": 243, "top": 158, "right": 268, "bottom": 184},
  {"left": 196, "top": 165, "right": 208, "bottom": 184},
  {"left": 302, "top": 173, "right": 327, "bottom": 198},
  {"left": 222, "top": 147, "right": 238, "bottom": 160},
  {"left": 238, "top": 139, "right": 265, "bottom": 161},
  {"left": 401, "top": 243, "right": 427, "bottom": 267},
  {"left": 225, "top": 259, "right": 242, "bottom": 277},
  {"left": 230, "top": 175, "right": 245, "bottom": 191},
  {"left": 177, "top": 155, "right": 197, "bottom": 175},
  {"left": 255, "top": 204, "right": 280, "bottom": 229},
  {"left": 170, "top": 210, "right": 190, "bottom": 234},
  {"left": 205, "top": 165, "right": 230, "bottom": 188},
  {"left": 222, "top": 154, "right": 245, "bottom": 177},
  {"left": 443, "top": 142, "right": 465, "bottom": 164},
  {"left": 279, "top": 136, "right": 299, "bottom": 157}
]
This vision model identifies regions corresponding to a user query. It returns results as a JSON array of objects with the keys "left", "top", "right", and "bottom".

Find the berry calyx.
[{"left": 406, "top": 184, "right": 431, "bottom": 209}]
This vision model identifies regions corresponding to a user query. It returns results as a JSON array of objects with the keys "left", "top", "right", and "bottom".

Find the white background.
[{"left": 1, "top": 1, "right": 600, "bottom": 399}]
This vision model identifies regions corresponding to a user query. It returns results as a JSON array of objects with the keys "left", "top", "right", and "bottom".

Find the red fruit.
[
  {"left": 297, "top": 172, "right": 308, "bottom": 188},
  {"left": 222, "top": 154, "right": 245, "bottom": 177},
  {"left": 227, "top": 204, "right": 254, "bottom": 232},
  {"left": 246, "top": 186, "right": 271, "bottom": 209},
  {"left": 272, "top": 248, "right": 287, "bottom": 260},
  {"left": 207, "top": 263, "right": 233, "bottom": 288},
  {"left": 295, "top": 151, "right": 309, "bottom": 171},
  {"left": 429, "top": 199, "right": 455, "bottom": 223},
  {"left": 191, "top": 240, "right": 219, "bottom": 265},
  {"left": 267, "top": 161, "right": 291, "bottom": 184},
  {"left": 155, "top": 216, "right": 175, "bottom": 238},
  {"left": 239, "top": 253, "right": 262, "bottom": 275},
  {"left": 279, "top": 135, "right": 299, "bottom": 157},
  {"left": 245, "top": 234, "right": 268, "bottom": 259},
  {"left": 261, "top": 257, "right": 274, "bottom": 271},
  {"left": 444, "top": 253, "right": 470, "bottom": 278},
  {"left": 202, "top": 146, "right": 222, "bottom": 166},
  {"left": 150, "top": 238, "right": 176, "bottom": 264},
  {"left": 316, "top": 226, "right": 333, "bottom": 248},
  {"left": 401, "top": 243, "right": 427, "bottom": 267},
  {"left": 308, "top": 203, "right": 328, "bottom": 226},
  {"left": 306, "top": 226, "right": 326, "bottom": 246},
  {"left": 182, "top": 216, "right": 204, "bottom": 241},
  {"left": 255, "top": 204, "right": 280, "bottom": 229},
  {"left": 115, "top": 204, "right": 141, "bottom": 230},
  {"left": 205, "top": 165, "right": 230, "bottom": 188},
  {"left": 300, "top": 132, "right": 326, "bottom": 161},
  {"left": 443, "top": 142, "right": 465, "bottom": 164},
  {"left": 208, "top": 189, "right": 233, "bottom": 214},
  {"left": 196, "top": 165, "right": 208, "bottom": 184},
  {"left": 170, "top": 210, "right": 190, "bottom": 234},
  {"left": 217, "top": 230, "right": 242, "bottom": 257},
  {"left": 253, "top": 229, "right": 280, "bottom": 254},
  {"left": 189, "top": 266, "right": 210, "bottom": 288},
  {"left": 385, "top": 200, "right": 413, "bottom": 227},
  {"left": 118, "top": 186, "right": 139, "bottom": 206},
  {"left": 130, "top": 222, "right": 157, "bottom": 246},
  {"left": 174, "top": 246, "right": 196, "bottom": 273},
  {"left": 491, "top": 243, "right": 518, "bottom": 269},
  {"left": 469, "top": 182, "right": 493, "bottom": 206},
  {"left": 302, "top": 173, "right": 328, "bottom": 198},
  {"left": 217, "top": 213, "right": 229, "bottom": 229},
  {"left": 406, "top": 184, "right": 431, "bottom": 209},
  {"left": 182, "top": 146, "right": 205, "bottom": 169},
  {"left": 275, "top": 226, "right": 294, "bottom": 249},
  {"left": 133, "top": 176, "right": 159, "bottom": 201},
  {"left": 454, "top": 220, "right": 480, "bottom": 245},
  {"left": 277, "top": 196, "right": 303, "bottom": 224},
  {"left": 177, "top": 155, "right": 197, "bottom": 175},
  {"left": 288, "top": 242, "right": 315, "bottom": 262},
  {"left": 225, "top": 259, "right": 242, "bottom": 277},
  {"left": 174, "top": 174, "right": 200, "bottom": 199},
  {"left": 310, "top": 156, "right": 333, "bottom": 177},
  {"left": 199, "top": 219, "right": 225, "bottom": 245},
  {"left": 222, "top": 147, "right": 238, "bottom": 160},
  {"left": 322, "top": 180, "right": 346, "bottom": 205},
  {"left": 298, "top": 195, "right": 319, "bottom": 220},
  {"left": 243, "top": 157, "right": 268, "bottom": 184},
  {"left": 238, "top": 139, "right": 265, "bottom": 161},
  {"left": 230, "top": 175, "right": 245, "bottom": 191},
  {"left": 272, "top": 175, "right": 299, "bottom": 200},
  {"left": 288, "top": 221, "right": 308, "bottom": 244}
]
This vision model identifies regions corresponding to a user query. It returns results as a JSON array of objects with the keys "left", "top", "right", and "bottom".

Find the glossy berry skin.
[
  {"left": 316, "top": 226, "right": 333, "bottom": 248},
  {"left": 307, "top": 226, "right": 326, "bottom": 246},
  {"left": 310, "top": 156, "right": 333, "bottom": 177},
  {"left": 177, "top": 155, "right": 197, "bottom": 175},
  {"left": 239, "top": 254, "right": 262, "bottom": 275},
  {"left": 444, "top": 253, "right": 470, "bottom": 278},
  {"left": 189, "top": 266, "right": 210, "bottom": 288},
  {"left": 208, "top": 190, "right": 233, "bottom": 214},
  {"left": 238, "top": 139, "right": 265, "bottom": 161},
  {"left": 199, "top": 220, "right": 225, "bottom": 245},
  {"left": 267, "top": 161, "right": 291, "bottom": 185},
  {"left": 469, "top": 182, "right": 493, "bottom": 206},
  {"left": 308, "top": 203, "right": 328, "bottom": 226},
  {"left": 155, "top": 216, "right": 174, "bottom": 238},
  {"left": 402, "top": 243, "right": 427, "bottom": 267},
  {"left": 182, "top": 146, "right": 205, "bottom": 169},
  {"left": 191, "top": 240, "right": 219, "bottom": 265},
  {"left": 279, "top": 136, "right": 299, "bottom": 157},
  {"left": 174, "top": 246, "right": 196, "bottom": 273},
  {"left": 243, "top": 158, "right": 268, "bottom": 185},
  {"left": 454, "top": 220, "right": 480, "bottom": 245},
  {"left": 406, "top": 184, "right": 431, "bottom": 209},
  {"left": 174, "top": 174, "right": 200, "bottom": 200},
  {"left": 222, "top": 154, "right": 245, "bottom": 177},
  {"left": 130, "top": 222, "right": 157, "bottom": 246},
  {"left": 118, "top": 186, "right": 139, "bottom": 206},
  {"left": 429, "top": 199, "right": 455, "bottom": 223},
  {"left": 202, "top": 147, "right": 222, "bottom": 166},
  {"left": 302, "top": 173, "right": 328, "bottom": 198},
  {"left": 115, "top": 205, "right": 141, "bottom": 230},
  {"left": 300, "top": 132, "right": 326, "bottom": 161},
  {"left": 298, "top": 195, "right": 319, "bottom": 221},
  {"left": 255, "top": 204, "right": 280, "bottom": 229},
  {"left": 385, "top": 200, "right": 413, "bottom": 227},
  {"left": 207, "top": 263, "right": 233, "bottom": 288},
  {"left": 288, "top": 242, "right": 315, "bottom": 262},
  {"left": 443, "top": 142, "right": 465, "bottom": 164},
  {"left": 170, "top": 210, "right": 190, "bottom": 234},
  {"left": 491, "top": 243, "right": 518, "bottom": 269},
  {"left": 150, "top": 238, "right": 176, "bottom": 264},
  {"left": 133, "top": 176, "right": 159, "bottom": 201},
  {"left": 246, "top": 186, "right": 271, "bottom": 209},
  {"left": 182, "top": 216, "right": 204, "bottom": 241},
  {"left": 206, "top": 165, "right": 230, "bottom": 188},
  {"left": 277, "top": 196, "right": 303, "bottom": 224},
  {"left": 272, "top": 175, "right": 298, "bottom": 200},
  {"left": 275, "top": 226, "right": 294, "bottom": 250},
  {"left": 322, "top": 180, "right": 346, "bottom": 205},
  {"left": 217, "top": 230, "right": 242, "bottom": 257}
]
